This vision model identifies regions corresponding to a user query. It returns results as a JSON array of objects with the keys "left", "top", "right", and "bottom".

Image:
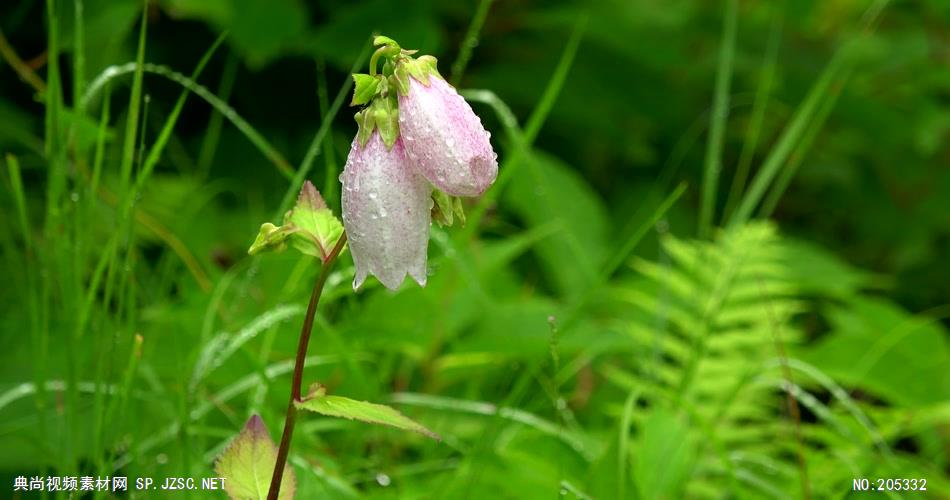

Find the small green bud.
[
  {"left": 247, "top": 181, "right": 344, "bottom": 264},
  {"left": 248, "top": 222, "right": 294, "bottom": 255}
]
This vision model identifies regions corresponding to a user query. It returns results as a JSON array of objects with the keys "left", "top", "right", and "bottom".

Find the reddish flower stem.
[{"left": 267, "top": 232, "right": 348, "bottom": 500}]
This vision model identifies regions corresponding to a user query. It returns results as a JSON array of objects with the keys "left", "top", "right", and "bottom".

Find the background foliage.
[{"left": 1, "top": 0, "right": 948, "bottom": 498}]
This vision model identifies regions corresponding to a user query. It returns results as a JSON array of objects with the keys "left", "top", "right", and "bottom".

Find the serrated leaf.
[
  {"left": 215, "top": 415, "right": 296, "bottom": 500},
  {"left": 295, "top": 384, "right": 440, "bottom": 440},
  {"left": 248, "top": 222, "right": 295, "bottom": 255},
  {"left": 285, "top": 181, "right": 344, "bottom": 262},
  {"left": 351, "top": 73, "right": 380, "bottom": 106}
]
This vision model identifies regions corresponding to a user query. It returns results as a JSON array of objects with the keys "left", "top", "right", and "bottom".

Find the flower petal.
[
  {"left": 341, "top": 131, "right": 432, "bottom": 290},
  {"left": 398, "top": 77, "right": 498, "bottom": 197}
]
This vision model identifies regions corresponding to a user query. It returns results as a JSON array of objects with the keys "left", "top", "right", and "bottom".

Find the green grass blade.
[
  {"left": 118, "top": 0, "right": 148, "bottom": 187},
  {"left": 316, "top": 57, "right": 340, "bottom": 212},
  {"left": 722, "top": 1, "right": 784, "bottom": 223},
  {"left": 197, "top": 52, "right": 239, "bottom": 177},
  {"left": 72, "top": 0, "right": 85, "bottom": 112},
  {"left": 135, "top": 33, "right": 226, "bottom": 191},
  {"left": 524, "top": 15, "right": 586, "bottom": 144},
  {"left": 391, "top": 392, "right": 597, "bottom": 460},
  {"left": 729, "top": 0, "right": 890, "bottom": 228},
  {"left": 275, "top": 39, "right": 371, "bottom": 220},
  {"left": 82, "top": 62, "right": 294, "bottom": 179},
  {"left": 758, "top": 72, "right": 844, "bottom": 217},
  {"left": 699, "top": 0, "right": 738, "bottom": 239},
  {"left": 461, "top": 16, "right": 586, "bottom": 237},
  {"left": 728, "top": 55, "right": 842, "bottom": 228},
  {"left": 5, "top": 154, "right": 31, "bottom": 249},
  {"left": 450, "top": 0, "right": 495, "bottom": 86},
  {"left": 618, "top": 389, "right": 641, "bottom": 500}
]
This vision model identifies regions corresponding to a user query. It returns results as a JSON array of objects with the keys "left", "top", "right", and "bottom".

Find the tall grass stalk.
[
  {"left": 729, "top": 0, "right": 891, "bottom": 227},
  {"left": 450, "top": 0, "right": 495, "bottom": 86},
  {"left": 722, "top": 0, "right": 784, "bottom": 223},
  {"left": 698, "top": 0, "right": 738, "bottom": 239}
]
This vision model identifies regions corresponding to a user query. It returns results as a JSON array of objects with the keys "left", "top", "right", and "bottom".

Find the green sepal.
[
  {"left": 351, "top": 73, "right": 380, "bottom": 106},
  {"left": 393, "top": 62, "right": 411, "bottom": 95},
  {"left": 392, "top": 55, "right": 442, "bottom": 95},
  {"left": 356, "top": 94, "right": 400, "bottom": 149},
  {"left": 295, "top": 383, "right": 440, "bottom": 441},
  {"left": 248, "top": 222, "right": 296, "bottom": 255},
  {"left": 372, "top": 95, "right": 400, "bottom": 149},
  {"left": 285, "top": 181, "right": 345, "bottom": 263},
  {"left": 416, "top": 55, "right": 442, "bottom": 80},
  {"left": 431, "top": 191, "right": 467, "bottom": 227},
  {"left": 355, "top": 109, "right": 376, "bottom": 148}
]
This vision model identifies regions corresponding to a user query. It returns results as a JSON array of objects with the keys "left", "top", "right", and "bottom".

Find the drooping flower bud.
[
  {"left": 396, "top": 66, "right": 498, "bottom": 197},
  {"left": 341, "top": 130, "right": 432, "bottom": 290}
]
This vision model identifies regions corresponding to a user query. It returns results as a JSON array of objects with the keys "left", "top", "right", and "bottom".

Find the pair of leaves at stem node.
[{"left": 248, "top": 181, "right": 344, "bottom": 263}]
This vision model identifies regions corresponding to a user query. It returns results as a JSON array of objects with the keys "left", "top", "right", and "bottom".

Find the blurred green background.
[{"left": 1, "top": 0, "right": 948, "bottom": 498}]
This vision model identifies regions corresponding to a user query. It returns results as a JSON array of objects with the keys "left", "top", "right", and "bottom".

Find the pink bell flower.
[
  {"left": 341, "top": 130, "right": 432, "bottom": 290},
  {"left": 398, "top": 76, "right": 498, "bottom": 197}
]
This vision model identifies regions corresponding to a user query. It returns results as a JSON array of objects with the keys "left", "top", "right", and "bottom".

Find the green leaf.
[
  {"left": 295, "top": 384, "right": 440, "bottom": 440},
  {"left": 215, "top": 415, "right": 296, "bottom": 500},
  {"left": 802, "top": 296, "right": 950, "bottom": 407},
  {"left": 247, "top": 222, "right": 295, "bottom": 255},
  {"left": 350, "top": 73, "right": 380, "bottom": 106},
  {"left": 506, "top": 151, "right": 610, "bottom": 296},
  {"left": 285, "top": 181, "right": 344, "bottom": 262},
  {"left": 634, "top": 409, "right": 695, "bottom": 500}
]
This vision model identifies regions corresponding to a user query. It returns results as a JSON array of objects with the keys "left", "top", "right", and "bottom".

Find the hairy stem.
[{"left": 267, "top": 233, "right": 348, "bottom": 500}]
